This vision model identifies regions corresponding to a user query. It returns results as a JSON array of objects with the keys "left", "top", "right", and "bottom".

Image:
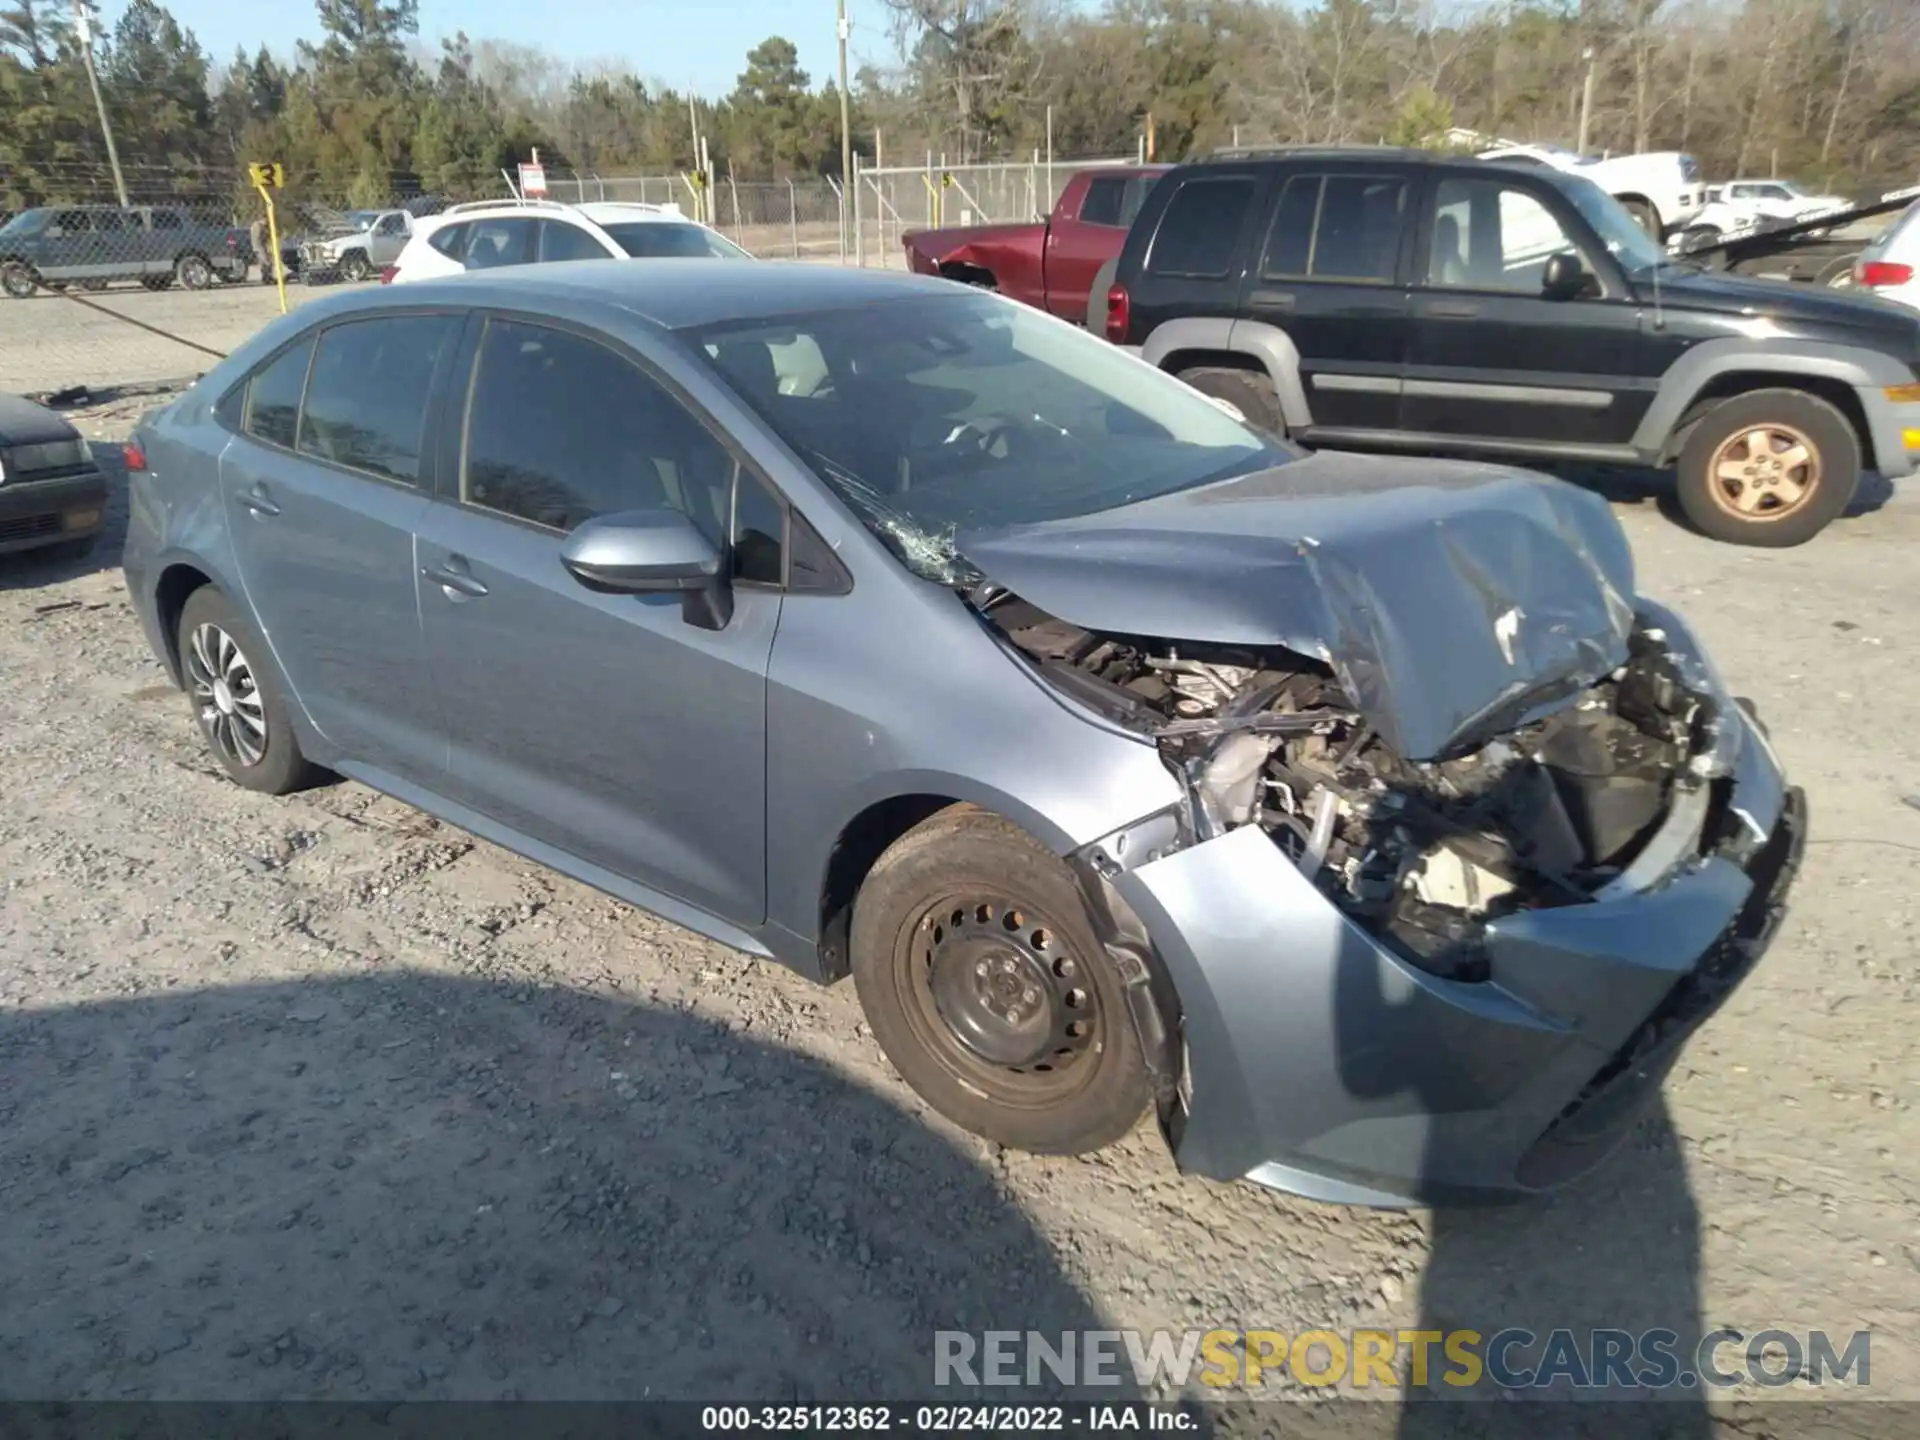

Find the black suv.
[{"left": 1102, "top": 148, "right": 1920, "bottom": 546}]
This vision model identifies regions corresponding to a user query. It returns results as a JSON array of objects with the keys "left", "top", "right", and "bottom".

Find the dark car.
[
  {"left": 0, "top": 393, "right": 107, "bottom": 558},
  {"left": 1103, "top": 147, "right": 1920, "bottom": 546},
  {"left": 0, "top": 204, "right": 249, "bottom": 296},
  {"left": 119, "top": 262, "right": 1803, "bottom": 1206}
]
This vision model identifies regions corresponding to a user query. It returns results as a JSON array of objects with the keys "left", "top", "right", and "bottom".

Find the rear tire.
[
  {"left": 175, "top": 252, "right": 214, "bottom": 290},
  {"left": 1175, "top": 364, "right": 1286, "bottom": 436},
  {"left": 176, "top": 586, "right": 321, "bottom": 795},
  {"left": 1674, "top": 388, "right": 1858, "bottom": 547},
  {"left": 849, "top": 806, "right": 1155, "bottom": 1156}
]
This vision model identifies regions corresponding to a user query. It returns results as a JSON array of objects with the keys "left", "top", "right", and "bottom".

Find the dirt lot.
[{"left": 0, "top": 380, "right": 1916, "bottom": 1426}]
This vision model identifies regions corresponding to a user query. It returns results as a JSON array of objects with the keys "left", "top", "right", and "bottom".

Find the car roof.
[
  {"left": 575, "top": 202, "right": 694, "bottom": 225},
  {"left": 294, "top": 258, "right": 959, "bottom": 331},
  {"left": 420, "top": 200, "right": 691, "bottom": 228}
]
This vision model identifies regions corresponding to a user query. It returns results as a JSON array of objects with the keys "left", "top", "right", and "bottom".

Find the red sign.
[{"left": 518, "top": 162, "right": 547, "bottom": 198}]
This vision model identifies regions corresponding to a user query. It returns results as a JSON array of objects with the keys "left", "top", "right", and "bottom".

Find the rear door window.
[
  {"left": 1146, "top": 177, "right": 1256, "bottom": 279},
  {"left": 241, "top": 338, "right": 315, "bottom": 450},
  {"left": 295, "top": 315, "right": 460, "bottom": 483},
  {"left": 1259, "top": 174, "right": 1406, "bottom": 283},
  {"left": 1078, "top": 176, "right": 1128, "bottom": 227},
  {"left": 461, "top": 217, "right": 536, "bottom": 269},
  {"left": 537, "top": 220, "right": 612, "bottom": 263}
]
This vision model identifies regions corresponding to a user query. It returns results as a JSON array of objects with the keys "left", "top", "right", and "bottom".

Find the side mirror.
[
  {"left": 560, "top": 509, "right": 732, "bottom": 626},
  {"left": 1541, "top": 251, "right": 1593, "bottom": 300}
]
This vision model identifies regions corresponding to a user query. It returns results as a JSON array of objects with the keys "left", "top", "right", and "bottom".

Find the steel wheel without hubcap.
[
  {"left": 906, "top": 893, "right": 1102, "bottom": 1107},
  {"left": 186, "top": 622, "right": 268, "bottom": 768},
  {"left": 1707, "top": 423, "right": 1819, "bottom": 522}
]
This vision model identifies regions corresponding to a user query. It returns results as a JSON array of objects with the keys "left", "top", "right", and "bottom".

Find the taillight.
[
  {"left": 1104, "top": 283, "right": 1130, "bottom": 343},
  {"left": 123, "top": 441, "right": 147, "bottom": 471},
  {"left": 1857, "top": 260, "right": 1914, "bottom": 287},
  {"left": 379, "top": 265, "right": 399, "bottom": 284}
]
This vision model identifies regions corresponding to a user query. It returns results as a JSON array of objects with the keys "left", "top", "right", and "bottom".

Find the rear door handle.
[
  {"left": 237, "top": 484, "right": 280, "bottom": 517},
  {"left": 422, "top": 558, "right": 489, "bottom": 599},
  {"left": 1423, "top": 299, "right": 1481, "bottom": 318},
  {"left": 1248, "top": 288, "right": 1295, "bottom": 310}
]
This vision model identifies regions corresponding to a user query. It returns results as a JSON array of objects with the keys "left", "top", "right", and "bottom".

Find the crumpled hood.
[{"left": 958, "top": 452, "right": 1639, "bottom": 760}]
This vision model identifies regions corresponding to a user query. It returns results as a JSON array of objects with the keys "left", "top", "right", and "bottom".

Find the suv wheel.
[
  {"left": 174, "top": 253, "right": 214, "bottom": 290},
  {"left": 176, "top": 586, "right": 321, "bottom": 794},
  {"left": 1675, "top": 388, "right": 1858, "bottom": 547},
  {"left": 849, "top": 806, "right": 1156, "bottom": 1156},
  {"left": 339, "top": 250, "right": 371, "bottom": 283},
  {"left": 1, "top": 261, "right": 37, "bottom": 298},
  {"left": 1176, "top": 365, "right": 1286, "bottom": 436}
]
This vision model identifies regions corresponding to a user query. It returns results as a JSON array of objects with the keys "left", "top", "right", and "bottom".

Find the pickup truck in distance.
[
  {"left": 0, "top": 204, "right": 249, "bottom": 296},
  {"left": 902, "top": 165, "right": 1168, "bottom": 325}
]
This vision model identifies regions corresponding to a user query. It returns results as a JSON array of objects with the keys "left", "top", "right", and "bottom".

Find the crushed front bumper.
[
  {"left": 0, "top": 467, "right": 107, "bottom": 555},
  {"left": 1093, "top": 615, "right": 1804, "bottom": 1207}
]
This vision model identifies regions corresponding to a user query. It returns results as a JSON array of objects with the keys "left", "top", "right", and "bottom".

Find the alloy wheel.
[
  {"left": 186, "top": 622, "right": 268, "bottom": 767},
  {"left": 1706, "top": 423, "right": 1820, "bottom": 521}
]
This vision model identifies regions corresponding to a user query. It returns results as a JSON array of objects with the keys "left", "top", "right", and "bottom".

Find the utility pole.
[
  {"left": 837, "top": 0, "right": 853, "bottom": 252},
  {"left": 1576, "top": 46, "right": 1597, "bottom": 154},
  {"left": 73, "top": 0, "right": 129, "bottom": 208}
]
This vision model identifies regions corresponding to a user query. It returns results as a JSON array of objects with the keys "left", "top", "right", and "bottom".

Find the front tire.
[
  {"left": 176, "top": 586, "right": 320, "bottom": 795},
  {"left": 850, "top": 807, "right": 1155, "bottom": 1156},
  {"left": 1175, "top": 364, "right": 1287, "bottom": 436},
  {"left": 339, "top": 250, "right": 371, "bottom": 283},
  {"left": 1674, "top": 388, "right": 1858, "bottom": 547},
  {"left": 2, "top": 260, "right": 37, "bottom": 298}
]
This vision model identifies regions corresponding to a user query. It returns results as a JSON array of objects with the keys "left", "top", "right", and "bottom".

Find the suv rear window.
[
  {"left": 1260, "top": 174, "right": 1406, "bottom": 283},
  {"left": 1147, "top": 178, "right": 1255, "bottom": 279}
]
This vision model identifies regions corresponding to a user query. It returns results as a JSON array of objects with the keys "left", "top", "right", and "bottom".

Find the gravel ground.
[{"left": 0, "top": 385, "right": 1915, "bottom": 1427}]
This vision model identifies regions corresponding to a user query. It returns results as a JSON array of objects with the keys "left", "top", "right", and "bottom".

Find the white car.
[
  {"left": 383, "top": 199, "right": 753, "bottom": 285},
  {"left": 1478, "top": 143, "right": 1705, "bottom": 237},
  {"left": 1851, "top": 198, "right": 1920, "bottom": 312}
]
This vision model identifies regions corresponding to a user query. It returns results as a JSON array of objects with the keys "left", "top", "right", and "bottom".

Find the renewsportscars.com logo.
[{"left": 934, "top": 1328, "right": 1873, "bottom": 1392}]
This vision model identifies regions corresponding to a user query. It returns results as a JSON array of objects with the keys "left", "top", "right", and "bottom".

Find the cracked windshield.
[{"left": 688, "top": 294, "right": 1289, "bottom": 578}]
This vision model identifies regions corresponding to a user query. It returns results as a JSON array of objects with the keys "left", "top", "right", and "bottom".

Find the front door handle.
[
  {"left": 1423, "top": 299, "right": 1481, "bottom": 318},
  {"left": 422, "top": 558, "right": 489, "bottom": 599},
  {"left": 237, "top": 484, "right": 280, "bottom": 517},
  {"left": 1248, "top": 288, "right": 1296, "bottom": 310}
]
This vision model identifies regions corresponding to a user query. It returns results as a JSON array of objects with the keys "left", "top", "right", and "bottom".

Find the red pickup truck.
[{"left": 902, "top": 165, "right": 1169, "bottom": 325}]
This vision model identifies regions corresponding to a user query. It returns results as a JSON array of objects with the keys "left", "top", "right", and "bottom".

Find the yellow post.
[{"left": 249, "top": 161, "right": 288, "bottom": 315}]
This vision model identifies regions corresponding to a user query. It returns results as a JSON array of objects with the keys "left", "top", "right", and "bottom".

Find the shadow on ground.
[
  {"left": 1395, "top": 1102, "right": 1709, "bottom": 1438},
  {"left": 0, "top": 972, "right": 1125, "bottom": 1402}
]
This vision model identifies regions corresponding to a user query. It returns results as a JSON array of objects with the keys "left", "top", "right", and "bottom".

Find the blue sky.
[{"left": 154, "top": 0, "right": 900, "bottom": 97}]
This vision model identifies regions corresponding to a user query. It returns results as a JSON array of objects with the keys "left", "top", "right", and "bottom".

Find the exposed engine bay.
[{"left": 981, "top": 591, "right": 1714, "bottom": 980}]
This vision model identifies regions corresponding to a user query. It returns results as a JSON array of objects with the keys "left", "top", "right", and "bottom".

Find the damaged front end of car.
[{"left": 959, "top": 467, "right": 1804, "bottom": 1205}]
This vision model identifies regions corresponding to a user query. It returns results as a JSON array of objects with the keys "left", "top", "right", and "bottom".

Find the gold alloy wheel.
[{"left": 1707, "top": 423, "right": 1820, "bottom": 521}]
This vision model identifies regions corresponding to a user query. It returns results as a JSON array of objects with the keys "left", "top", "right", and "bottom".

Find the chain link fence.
[{"left": 0, "top": 153, "right": 1142, "bottom": 396}]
